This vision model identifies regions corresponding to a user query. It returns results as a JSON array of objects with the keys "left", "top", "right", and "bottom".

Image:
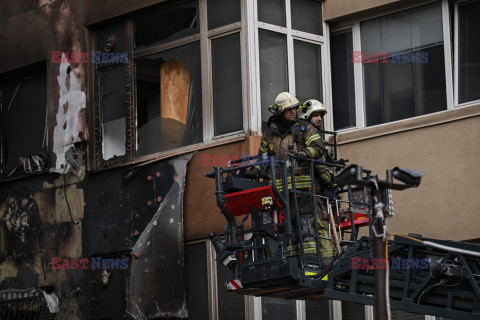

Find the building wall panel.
[{"left": 337, "top": 109, "right": 480, "bottom": 241}]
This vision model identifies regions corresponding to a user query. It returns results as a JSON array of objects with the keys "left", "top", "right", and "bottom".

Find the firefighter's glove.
[
  {"left": 319, "top": 171, "right": 332, "bottom": 184},
  {"left": 295, "top": 151, "right": 307, "bottom": 161},
  {"left": 244, "top": 167, "right": 260, "bottom": 180},
  {"left": 326, "top": 182, "right": 337, "bottom": 191}
]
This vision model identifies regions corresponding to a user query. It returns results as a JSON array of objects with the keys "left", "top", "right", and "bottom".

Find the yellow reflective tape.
[
  {"left": 305, "top": 271, "right": 318, "bottom": 276},
  {"left": 307, "top": 147, "right": 316, "bottom": 158},
  {"left": 306, "top": 134, "right": 321, "bottom": 147},
  {"left": 321, "top": 274, "right": 328, "bottom": 281}
]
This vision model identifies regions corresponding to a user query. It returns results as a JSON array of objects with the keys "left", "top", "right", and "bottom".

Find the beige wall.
[
  {"left": 184, "top": 135, "right": 262, "bottom": 241},
  {"left": 337, "top": 106, "right": 480, "bottom": 241},
  {"left": 323, "top": 0, "right": 431, "bottom": 23}
]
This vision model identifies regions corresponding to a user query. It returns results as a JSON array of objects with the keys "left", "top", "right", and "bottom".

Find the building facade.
[{"left": 0, "top": 0, "right": 478, "bottom": 319}]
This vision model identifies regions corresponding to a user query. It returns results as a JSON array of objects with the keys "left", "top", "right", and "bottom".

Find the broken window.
[
  {"left": 134, "top": 0, "right": 199, "bottom": 48},
  {"left": 135, "top": 41, "right": 202, "bottom": 156},
  {"left": 100, "top": 67, "right": 127, "bottom": 160},
  {"left": 0, "top": 62, "right": 47, "bottom": 178},
  {"left": 94, "top": 0, "right": 245, "bottom": 167}
]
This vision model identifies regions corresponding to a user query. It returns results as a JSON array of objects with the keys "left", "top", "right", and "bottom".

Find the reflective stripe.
[
  {"left": 259, "top": 147, "right": 267, "bottom": 153},
  {"left": 273, "top": 175, "right": 320, "bottom": 191},
  {"left": 307, "top": 147, "right": 316, "bottom": 158},
  {"left": 306, "top": 134, "right": 321, "bottom": 147}
]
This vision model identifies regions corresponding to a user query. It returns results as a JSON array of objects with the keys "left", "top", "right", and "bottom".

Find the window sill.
[
  {"left": 336, "top": 103, "right": 480, "bottom": 145},
  {"left": 91, "top": 132, "right": 247, "bottom": 173}
]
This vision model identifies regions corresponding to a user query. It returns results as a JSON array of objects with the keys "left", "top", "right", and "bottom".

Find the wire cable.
[{"left": 386, "top": 233, "right": 480, "bottom": 262}]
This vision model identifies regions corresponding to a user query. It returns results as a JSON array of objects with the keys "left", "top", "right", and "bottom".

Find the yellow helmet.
[
  {"left": 268, "top": 92, "right": 301, "bottom": 115},
  {"left": 298, "top": 99, "right": 327, "bottom": 120}
]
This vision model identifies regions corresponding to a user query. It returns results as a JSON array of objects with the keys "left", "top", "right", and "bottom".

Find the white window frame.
[
  {"left": 97, "top": 0, "right": 249, "bottom": 167},
  {"left": 250, "top": 0, "right": 330, "bottom": 133},
  {"left": 200, "top": 0, "right": 247, "bottom": 142},
  {"left": 453, "top": 0, "right": 480, "bottom": 108},
  {"left": 330, "top": 0, "right": 455, "bottom": 133}
]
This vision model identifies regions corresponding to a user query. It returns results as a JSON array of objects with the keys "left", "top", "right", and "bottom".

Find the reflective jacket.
[{"left": 257, "top": 119, "right": 324, "bottom": 190}]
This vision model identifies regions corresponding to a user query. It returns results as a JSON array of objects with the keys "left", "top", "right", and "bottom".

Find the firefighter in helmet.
[
  {"left": 253, "top": 92, "right": 333, "bottom": 268},
  {"left": 298, "top": 99, "right": 336, "bottom": 264}
]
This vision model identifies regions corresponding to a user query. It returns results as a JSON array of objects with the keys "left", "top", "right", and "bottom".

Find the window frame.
[
  {"left": 0, "top": 61, "right": 48, "bottom": 180},
  {"left": 251, "top": 0, "right": 332, "bottom": 133},
  {"left": 329, "top": 0, "right": 455, "bottom": 133},
  {"left": 92, "top": 0, "right": 248, "bottom": 170},
  {"left": 453, "top": 0, "right": 480, "bottom": 108}
]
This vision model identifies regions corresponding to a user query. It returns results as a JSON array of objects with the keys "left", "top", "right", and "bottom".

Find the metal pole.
[{"left": 373, "top": 187, "right": 387, "bottom": 320}]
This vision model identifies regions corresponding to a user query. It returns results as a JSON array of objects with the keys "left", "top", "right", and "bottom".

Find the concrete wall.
[{"left": 337, "top": 105, "right": 480, "bottom": 241}]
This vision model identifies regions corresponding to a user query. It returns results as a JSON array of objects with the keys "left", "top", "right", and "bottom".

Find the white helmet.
[
  {"left": 298, "top": 99, "right": 327, "bottom": 120},
  {"left": 268, "top": 92, "right": 301, "bottom": 115}
]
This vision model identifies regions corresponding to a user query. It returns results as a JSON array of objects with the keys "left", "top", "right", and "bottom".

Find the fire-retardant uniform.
[{"left": 256, "top": 116, "right": 335, "bottom": 266}]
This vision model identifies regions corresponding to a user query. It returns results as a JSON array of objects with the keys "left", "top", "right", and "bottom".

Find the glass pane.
[
  {"left": 0, "top": 68, "right": 47, "bottom": 175},
  {"left": 331, "top": 29, "right": 356, "bottom": 130},
  {"left": 306, "top": 300, "right": 330, "bottom": 320},
  {"left": 134, "top": 1, "right": 199, "bottom": 48},
  {"left": 101, "top": 67, "right": 126, "bottom": 160},
  {"left": 262, "top": 298, "right": 296, "bottom": 320},
  {"left": 458, "top": 0, "right": 480, "bottom": 103},
  {"left": 217, "top": 263, "right": 245, "bottom": 320},
  {"left": 259, "top": 29, "right": 288, "bottom": 124},
  {"left": 291, "top": 0, "right": 323, "bottom": 35},
  {"left": 185, "top": 243, "right": 209, "bottom": 320},
  {"left": 135, "top": 41, "right": 203, "bottom": 156},
  {"left": 361, "top": 3, "right": 446, "bottom": 126},
  {"left": 294, "top": 40, "right": 322, "bottom": 104},
  {"left": 208, "top": 0, "right": 240, "bottom": 29},
  {"left": 342, "top": 301, "right": 365, "bottom": 320},
  {"left": 258, "top": 0, "right": 286, "bottom": 27},
  {"left": 212, "top": 33, "right": 243, "bottom": 136}
]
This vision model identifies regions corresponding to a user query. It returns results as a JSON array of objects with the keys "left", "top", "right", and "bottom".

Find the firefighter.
[
  {"left": 298, "top": 99, "right": 333, "bottom": 187},
  {"left": 252, "top": 92, "right": 333, "bottom": 268},
  {"left": 297, "top": 99, "right": 337, "bottom": 266}
]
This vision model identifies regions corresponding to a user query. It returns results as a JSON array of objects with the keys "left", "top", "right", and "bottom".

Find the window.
[
  {"left": 216, "top": 258, "right": 246, "bottom": 320},
  {"left": 0, "top": 62, "right": 47, "bottom": 178},
  {"left": 456, "top": 0, "right": 480, "bottom": 104},
  {"left": 257, "top": 0, "right": 326, "bottom": 127},
  {"left": 331, "top": 1, "right": 454, "bottom": 131},
  {"left": 261, "top": 298, "right": 296, "bottom": 319},
  {"left": 342, "top": 301, "right": 366, "bottom": 320},
  {"left": 330, "top": 29, "right": 356, "bottom": 130},
  {"left": 135, "top": 42, "right": 203, "bottom": 156},
  {"left": 306, "top": 300, "right": 331, "bottom": 319},
  {"left": 185, "top": 242, "right": 209, "bottom": 320},
  {"left": 94, "top": 0, "right": 243, "bottom": 167},
  {"left": 361, "top": 3, "right": 446, "bottom": 127}
]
